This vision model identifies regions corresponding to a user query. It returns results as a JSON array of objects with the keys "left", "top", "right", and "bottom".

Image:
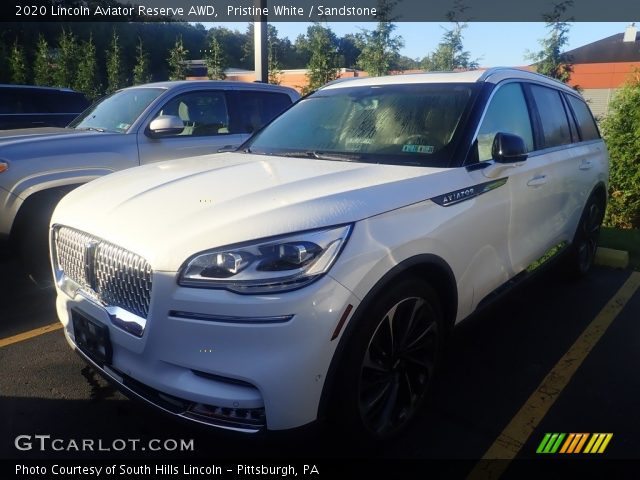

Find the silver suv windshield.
[
  {"left": 245, "top": 83, "right": 475, "bottom": 166},
  {"left": 69, "top": 88, "right": 164, "bottom": 133}
]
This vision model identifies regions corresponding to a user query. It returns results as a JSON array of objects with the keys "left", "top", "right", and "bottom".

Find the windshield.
[
  {"left": 69, "top": 88, "right": 164, "bottom": 133},
  {"left": 245, "top": 83, "right": 476, "bottom": 166}
]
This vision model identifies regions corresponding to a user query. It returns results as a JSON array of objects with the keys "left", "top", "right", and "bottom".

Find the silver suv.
[{"left": 0, "top": 80, "right": 299, "bottom": 276}]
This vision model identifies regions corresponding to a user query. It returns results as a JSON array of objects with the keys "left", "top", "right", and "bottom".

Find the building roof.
[{"left": 563, "top": 30, "right": 640, "bottom": 64}]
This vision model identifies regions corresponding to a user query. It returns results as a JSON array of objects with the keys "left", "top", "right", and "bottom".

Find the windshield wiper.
[
  {"left": 278, "top": 150, "right": 364, "bottom": 162},
  {"left": 75, "top": 126, "right": 106, "bottom": 132}
]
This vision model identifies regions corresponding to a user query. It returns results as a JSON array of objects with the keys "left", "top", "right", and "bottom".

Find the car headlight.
[{"left": 178, "top": 224, "right": 352, "bottom": 294}]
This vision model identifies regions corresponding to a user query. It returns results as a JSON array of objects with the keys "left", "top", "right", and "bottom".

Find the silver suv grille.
[{"left": 54, "top": 226, "right": 153, "bottom": 319}]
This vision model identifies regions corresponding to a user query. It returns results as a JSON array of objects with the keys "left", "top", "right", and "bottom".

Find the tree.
[
  {"left": 33, "top": 35, "right": 53, "bottom": 86},
  {"left": 132, "top": 38, "right": 152, "bottom": 85},
  {"left": 204, "top": 32, "right": 227, "bottom": 80},
  {"left": 422, "top": 1, "right": 479, "bottom": 71},
  {"left": 268, "top": 28, "right": 283, "bottom": 85},
  {"left": 526, "top": 0, "right": 574, "bottom": 83},
  {"left": 167, "top": 35, "right": 189, "bottom": 81},
  {"left": 8, "top": 39, "right": 27, "bottom": 84},
  {"left": 53, "top": 29, "right": 78, "bottom": 88},
  {"left": 305, "top": 24, "right": 339, "bottom": 93},
  {"left": 356, "top": 0, "right": 403, "bottom": 76},
  {"left": 600, "top": 72, "right": 640, "bottom": 228},
  {"left": 106, "top": 29, "right": 125, "bottom": 93},
  {"left": 337, "top": 34, "right": 361, "bottom": 69},
  {"left": 75, "top": 34, "right": 100, "bottom": 100}
]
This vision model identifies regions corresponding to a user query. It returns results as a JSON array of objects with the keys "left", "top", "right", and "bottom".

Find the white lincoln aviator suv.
[{"left": 51, "top": 68, "right": 608, "bottom": 438}]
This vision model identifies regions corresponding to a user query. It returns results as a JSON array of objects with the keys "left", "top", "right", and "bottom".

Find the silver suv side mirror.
[{"left": 148, "top": 115, "right": 184, "bottom": 137}]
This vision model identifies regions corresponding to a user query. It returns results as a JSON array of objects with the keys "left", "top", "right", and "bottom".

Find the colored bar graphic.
[
  {"left": 537, "top": 433, "right": 613, "bottom": 454},
  {"left": 536, "top": 433, "right": 552, "bottom": 454}
]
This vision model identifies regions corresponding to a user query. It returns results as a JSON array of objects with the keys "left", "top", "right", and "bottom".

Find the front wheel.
[{"left": 332, "top": 278, "right": 446, "bottom": 440}]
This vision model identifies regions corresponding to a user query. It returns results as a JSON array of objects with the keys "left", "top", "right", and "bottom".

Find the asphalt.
[{"left": 1, "top": 254, "right": 639, "bottom": 476}]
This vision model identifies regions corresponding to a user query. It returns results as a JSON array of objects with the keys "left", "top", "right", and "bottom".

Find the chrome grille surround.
[{"left": 53, "top": 226, "right": 153, "bottom": 320}]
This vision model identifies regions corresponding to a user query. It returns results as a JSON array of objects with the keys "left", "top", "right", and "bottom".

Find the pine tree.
[
  {"left": 526, "top": 0, "right": 574, "bottom": 83},
  {"left": 356, "top": 0, "right": 403, "bottom": 76},
  {"left": 106, "top": 29, "right": 125, "bottom": 93},
  {"left": 422, "top": 1, "right": 479, "bottom": 71},
  {"left": 75, "top": 34, "right": 100, "bottom": 100},
  {"left": 53, "top": 29, "right": 78, "bottom": 88},
  {"left": 167, "top": 35, "right": 189, "bottom": 81},
  {"left": 268, "top": 32, "right": 283, "bottom": 85},
  {"left": 132, "top": 38, "right": 152, "bottom": 85},
  {"left": 8, "top": 39, "right": 27, "bottom": 85},
  {"left": 33, "top": 35, "right": 53, "bottom": 86},
  {"left": 204, "top": 32, "right": 227, "bottom": 80},
  {"left": 305, "top": 24, "right": 339, "bottom": 93}
]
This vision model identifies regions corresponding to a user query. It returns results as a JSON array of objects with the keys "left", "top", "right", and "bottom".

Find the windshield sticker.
[
  {"left": 118, "top": 123, "right": 131, "bottom": 130},
  {"left": 402, "top": 144, "right": 434, "bottom": 154}
]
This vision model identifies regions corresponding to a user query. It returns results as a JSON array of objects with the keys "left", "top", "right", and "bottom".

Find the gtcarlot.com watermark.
[{"left": 14, "top": 434, "right": 194, "bottom": 452}]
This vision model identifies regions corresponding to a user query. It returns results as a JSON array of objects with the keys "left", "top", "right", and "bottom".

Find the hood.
[
  {"left": 52, "top": 153, "right": 453, "bottom": 270},
  {"left": 0, "top": 127, "right": 96, "bottom": 144}
]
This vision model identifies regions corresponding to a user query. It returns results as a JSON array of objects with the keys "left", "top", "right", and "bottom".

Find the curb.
[{"left": 594, "top": 247, "right": 630, "bottom": 269}]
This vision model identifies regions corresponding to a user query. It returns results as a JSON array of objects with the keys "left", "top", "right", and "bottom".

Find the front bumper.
[{"left": 56, "top": 271, "right": 358, "bottom": 431}]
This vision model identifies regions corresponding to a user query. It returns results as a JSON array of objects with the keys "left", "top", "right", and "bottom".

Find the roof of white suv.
[{"left": 321, "top": 67, "right": 577, "bottom": 95}]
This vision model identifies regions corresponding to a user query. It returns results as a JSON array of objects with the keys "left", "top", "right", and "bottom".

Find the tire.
[
  {"left": 331, "top": 277, "right": 446, "bottom": 440},
  {"left": 565, "top": 193, "right": 605, "bottom": 278},
  {"left": 13, "top": 188, "right": 73, "bottom": 286}
]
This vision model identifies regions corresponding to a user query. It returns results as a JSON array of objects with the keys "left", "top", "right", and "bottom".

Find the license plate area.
[{"left": 72, "top": 309, "right": 112, "bottom": 366}]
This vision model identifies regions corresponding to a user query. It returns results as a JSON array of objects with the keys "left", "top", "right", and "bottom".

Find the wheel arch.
[{"left": 317, "top": 253, "right": 458, "bottom": 421}]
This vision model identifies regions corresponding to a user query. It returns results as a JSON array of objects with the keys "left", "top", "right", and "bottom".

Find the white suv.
[{"left": 51, "top": 68, "right": 608, "bottom": 438}]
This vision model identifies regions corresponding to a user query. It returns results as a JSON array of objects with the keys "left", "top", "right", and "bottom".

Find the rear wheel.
[
  {"left": 332, "top": 278, "right": 446, "bottom": 440},
  {"left": 566, "top": 194, "right": 605, "bottom": 278}
]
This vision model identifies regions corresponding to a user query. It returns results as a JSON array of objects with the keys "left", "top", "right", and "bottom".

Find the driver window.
[
  {"left": 155, "top": 91, "right": 230, "bottom": 137},
  {"left": 476, "top": 83, "right": 533, "bottom": 161}
]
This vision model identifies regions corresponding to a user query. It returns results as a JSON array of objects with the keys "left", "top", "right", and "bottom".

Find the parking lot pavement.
[{"left": 1, "top": 255, "right": 639, "bottom": 472}]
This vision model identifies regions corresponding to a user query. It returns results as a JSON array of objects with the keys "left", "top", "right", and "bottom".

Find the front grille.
[{"left": 54, "top": 226, "right": 153, "bottom": 319}]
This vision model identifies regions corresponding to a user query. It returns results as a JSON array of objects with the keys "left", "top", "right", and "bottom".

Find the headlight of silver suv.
[{"left": 178, "top": 224, "right": 352, "bottom": 294}]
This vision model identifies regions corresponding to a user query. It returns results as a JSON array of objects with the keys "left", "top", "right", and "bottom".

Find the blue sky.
[{"left": 209, "top": 22, "right": 633, "bottom": 67}]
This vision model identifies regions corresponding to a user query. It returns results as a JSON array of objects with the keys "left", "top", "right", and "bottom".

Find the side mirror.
[
  {"left": 148, "top": 115, "right": 184, "bottom": 137},
  {"left": 491, "top": 132, "right": 528, "bottom": 163}
]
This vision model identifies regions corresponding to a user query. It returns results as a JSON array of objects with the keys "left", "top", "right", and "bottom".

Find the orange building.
[
  {"left": 185, "top": 63, "right": 366, "bottom": 92},
  {"left": 564, "top": 24, "right": 640, "bottom": 118}
]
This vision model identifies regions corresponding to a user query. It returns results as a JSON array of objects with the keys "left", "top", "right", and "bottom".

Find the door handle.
[
  {"left": 579, "top": 160, "right": 593, "bottom": 170},
  {"left": 527, "top": 175, "right": 547, "bottom": 187}
]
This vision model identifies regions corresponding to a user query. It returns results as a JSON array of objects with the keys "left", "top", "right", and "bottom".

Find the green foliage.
[
  {"left": 526, "top": 0, "right": 574, "bottom": 82},
  {"left": 356, "top": 0, "right": 403, "bottom": 76},
  {"left": 53, "top": 29, "right": 78, "bottom": 88},
  {"left": 106, "top": 29, "right": 125, "bottom": 93},
  {"left": 600, "top": 73, "right": 640, "bottom": 228},
  {"left": 304, "top": 24, "right": 339, "bottom": 93},
  {"left": 167, "top": 35, "right": 189, "bottom": 81},
  {"left": 8, "top": 39, "right": 27, "bottom": 84},
  {"left": 33, "top": 35, "right": 53, "bottom": 86},
  {"left": 422, "top": 1, "right": 479, "bottom": 71},
  {"left": 75, "top": 34, "right": 100, "bottom": 100},
  {"left": 204, "top": 32, "right": 227, "bottom": 80},
  {"left": 268, "top": 36, "right": 283, "bottom": 85},
  {"left": 132, "top": 37, "right": 152, "bottom": 85},
  {"left": 337, "top": 34, "right": 361, "bottom": 69}
]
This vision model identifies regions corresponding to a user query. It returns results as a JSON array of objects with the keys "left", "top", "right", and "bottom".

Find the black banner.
[{"left": 2, "top": 0, "right": 640, "bottom": 22}]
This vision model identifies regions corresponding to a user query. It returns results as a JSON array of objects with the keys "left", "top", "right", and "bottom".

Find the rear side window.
[
  {"left": 530, "top": 85, "right": 572, "bottom": 148},
  {"left": 566, "top": 95, "right": 600, "bottom": 141},
  {"left": 228, "top": 91, "right": 292, "bottom": 134}
]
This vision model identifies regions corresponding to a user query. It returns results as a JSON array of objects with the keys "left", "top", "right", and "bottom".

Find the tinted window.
[
  {"left": 566, "top": 95, "right": 600, "bottom": 141},
  {"left": 155, "top": 91, "right": 230, "bottom": 137},
  {"left": 530, "top": 85, "right": 572, "bottom": 148},
  {"left": 476, "top": 83, "right": 533, "bottom": 161},
  {"left": 228, "top": 91, "right": 292, "bottom": 134}
]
